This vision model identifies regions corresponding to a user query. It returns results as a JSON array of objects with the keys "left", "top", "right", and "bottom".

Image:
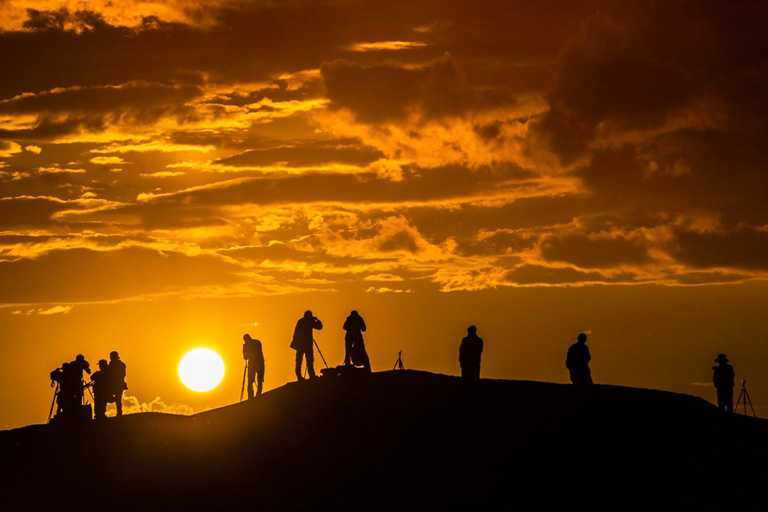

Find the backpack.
[{"left": 243, "top": 339, "right": 261, "bottom": 360}]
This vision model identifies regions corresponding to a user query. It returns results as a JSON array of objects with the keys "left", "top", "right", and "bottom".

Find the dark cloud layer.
[
  {"left": 322, "top": 54, "right": 513, "bottom": 122},
  {"left": 2, "top": 0, "right": 768, "bottom": 297}
]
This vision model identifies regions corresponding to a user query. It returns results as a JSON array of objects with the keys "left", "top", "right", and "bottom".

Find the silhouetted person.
[
  {"left": 62, "top": 362, "right": 81, "bottom": 413},
  {"left": 69, "top": 354, "right": 91, "bottom": 406},
  {"left": 291, "top": 310, "right": 322, "bottom": 380},
  {"left": 91, "top": 359, "right": 110, "bottom": 419},
  {"left": 50, "top": 362, "right": 72, "bottom": 417},
  {"left": 343, "top": 310, "right": 371, "bottom": 372},
  {"left": 713, "top": 354, "right": 735, "bottom": 413},
  {"left": 459, "top": 325, "right": 484, "bottom": 380},
  {"left": 566, "top": 333, "right": 593, "bottom": 386},
  {"left": 243, "top": 334, "right": 265, "bottom": 398},
  {"left": 108, "top": 351, "right": 127, "bottom": 416}
]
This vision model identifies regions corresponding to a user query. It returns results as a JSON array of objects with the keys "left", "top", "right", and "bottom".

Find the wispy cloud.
[
  {"left": 349, "top": 41, "right": 428, "bottom": 52},
  {"left": 11, "top": 305, "right": 73, "bottom": 315}
]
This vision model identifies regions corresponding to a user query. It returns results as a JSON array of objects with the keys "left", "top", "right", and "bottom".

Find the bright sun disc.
[{"left": 179, "top": 349, "right": 225, "bottom": 392}]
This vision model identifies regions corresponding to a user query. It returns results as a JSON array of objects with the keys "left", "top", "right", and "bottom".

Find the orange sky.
[{"left": 2, "top": 0, "right": 768, "bottom": 428}]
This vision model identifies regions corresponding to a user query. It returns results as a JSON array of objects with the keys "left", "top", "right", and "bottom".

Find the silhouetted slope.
[{"left": 2, "top": 371, "right": 767, "bottom": 511}]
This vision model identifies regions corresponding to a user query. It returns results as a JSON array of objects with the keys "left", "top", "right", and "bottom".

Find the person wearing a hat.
[
  {"left": 90, "top": 359, "right": 110, "bottom": 419},
  {"left": 712, "top": 354, "right": 735, "bottom": 413}
]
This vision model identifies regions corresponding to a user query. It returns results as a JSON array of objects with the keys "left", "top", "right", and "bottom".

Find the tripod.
[
  {"left": 735, "top": 379, "right": 757, "bottom": 417},
  {"left": 48, "top": 382, "right": 59, "bottom": 423},
  {"left": 240, "top": 361, "right": 249, "bottom": 402},
  {"left": 393, "top": 350, "right": 405, "bottom": 370}
]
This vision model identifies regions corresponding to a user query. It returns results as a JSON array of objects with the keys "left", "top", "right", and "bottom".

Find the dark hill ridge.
[{"left": 2, "top": 371, "right": 767, "bottom": 511}]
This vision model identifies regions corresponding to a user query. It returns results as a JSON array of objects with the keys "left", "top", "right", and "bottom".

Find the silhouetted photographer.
[
  {"left": 566, "top": 333, "right": 593, "bottom": 386},
  {"left": 343, "top": 310, "right": 370, "bottom": 372},
  {"left": 48, "top": 356, "right": 94, "bottom": 422},
  {"left": 713, "top": 353, "right": 735, "bottom": 413},
  {"left": 70, "top": 354, "right": 91, "bottom": 406},
  {"left": 291, "top": 310, "right": 323, "bottom": 380},
  {"left": 49, "top": 362, "right": 72, "bottom": 419},
  {"left": 459, "top": 325, "right": 483, "bottom": 380},
  {"left": 243, "top": 334, "right": 265, "bottom": 398}
]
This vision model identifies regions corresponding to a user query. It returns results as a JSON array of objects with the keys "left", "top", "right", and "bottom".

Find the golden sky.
[{"left": 2, "top": 0, "right": 768, "bottom": 428}]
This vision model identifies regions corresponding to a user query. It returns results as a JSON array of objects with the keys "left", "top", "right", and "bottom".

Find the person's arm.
[
  {"left": 314, "top": 317, "right": 323, "bottom": 330},
  {"left": 361, "top": 318, "right": 367, "bottom": 332}
]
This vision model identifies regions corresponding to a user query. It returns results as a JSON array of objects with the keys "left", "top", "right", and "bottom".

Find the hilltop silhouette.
[{"left": 2, "top": 371, "right": 768, "bottom": 511}]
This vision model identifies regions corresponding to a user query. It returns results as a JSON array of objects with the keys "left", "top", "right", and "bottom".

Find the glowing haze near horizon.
[{"left": 2, "top": 0, "right": 768, "bottom": 428}]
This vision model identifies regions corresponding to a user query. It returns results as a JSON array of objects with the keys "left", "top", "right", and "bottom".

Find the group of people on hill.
[
  {"left": 49, "top": 351, "right": 127, "bottom": 421},
  {"left": 241, "top": 309, "right": 372, "bottom": 399},
  {"left": 50, "top": 311, "right": 738, "bottom": 419}
]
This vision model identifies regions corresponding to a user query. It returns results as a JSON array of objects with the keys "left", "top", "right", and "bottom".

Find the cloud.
[
  {"left": 140, "top": 171, "right": 185, "bottom": 178},
  {"left": 1, "top": 0, "right": 768, "bottom": 294},
  {"left": 113, "top": 394, "right": 194, "bottom": 416},
  {"left": 0, "top": 246, "right": 244, "bottom": 304},
  {"left": 363, "top": 273, "right": 404, "bottom": 282},
  {"left": 37, "top": 167, "right": 87, "bottom": 174},
  {"left": 671, "top": 227, "right": 768, "bottom": 271},
  {"left": 322, "top": 53, "right": 513, "bottom": 123},
  {"left": 216, "top": 139, "right": 384, "bottom": 168},
  {"left": 90, "top": 156, "right": 127, "bottom": 165},
  {"left": 0, "top": 141, "right": 22, "bottom": 157},
  {"left": 349, "top": 41, "right": 428, "bottom": 52},
  {"left": 539, "top": 232, "right": 650, "bottom": 269},
  {"left": 10, "top": 305, "right": 73, "bottom": 315},
  {"left": 365, "top": 286, "right": 413, "bottom": 293}
]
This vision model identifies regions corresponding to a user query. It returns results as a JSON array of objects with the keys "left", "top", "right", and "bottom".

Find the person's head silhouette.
[
  {"left": 715, "top": 353, "right": 729, "bottom": 365},
  {"left": 243, "top": 334, "right": 252, "bottom": 342},
  {"left": 98, "top": 359, "right": 108, "bottom": 370},
  {"left": 351, "top": 310, "right": 359, "bottom": 316},
  {"left": 467, "top": 325, "right": 477, "bottom": 334},
  {"left": 577, "top": 333, "right": 587, "bottom": 344},
  {"left": 110, "top": 351, "right": 120, "bottom": 361},
  {"left": 76, "top": 354, "right": 85, "bottom": 362},
  {"left": 304, "top": 310, "right": 313, "bottom": 318}
]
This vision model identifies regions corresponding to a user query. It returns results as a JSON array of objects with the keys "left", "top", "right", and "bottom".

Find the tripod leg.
[
  {"left": 48, "top": 385, "right": 58, "bottom": 423},
  {"left": 746, "top": 389, "right": 757, "bottom": 417},
  {"left": 314, "top": 339, "right": 329, "bottom": 369},
  {"left": 240, "top": 362, "right": 248, "bottom": 402}
]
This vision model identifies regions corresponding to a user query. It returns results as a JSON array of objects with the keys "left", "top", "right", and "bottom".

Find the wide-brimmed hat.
[{"left": 714, "top": 354, "right": 729, "bottom": 363}]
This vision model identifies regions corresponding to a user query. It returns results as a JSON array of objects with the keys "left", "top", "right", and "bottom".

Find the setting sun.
[{"left": 178, "top": 349, "right": 225, "bottom": 392}]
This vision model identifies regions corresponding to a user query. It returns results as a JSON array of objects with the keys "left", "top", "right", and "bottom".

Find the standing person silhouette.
[
  {"left": 459, "top": 325, "right": 483, "bottom": 380},
  {"left": 243, "top": 334, "right": 265, "bottom": 398},
  {"left": 108, "top": 351, "right": 127, "bottom": 416},
  {"left": 49, "top": 362, "right": 72, "bottom": 418},
  {"left": 712, "top": 354, "right": 735, "bottom": 413},
  {"left": 343, "top": 310, "right": 370, "bottom": 372},
  {"left": 69, "top": 354, "right": 91, "bottom": 407},
  {"left": 91, "top": 359, "right": 110, "bottom": 419},
  {"left": 291, "top": 310, "right": 322, "bottom": 380},
  {"left": 566, "top": 333, "right": 593, "bottom": 386}
]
